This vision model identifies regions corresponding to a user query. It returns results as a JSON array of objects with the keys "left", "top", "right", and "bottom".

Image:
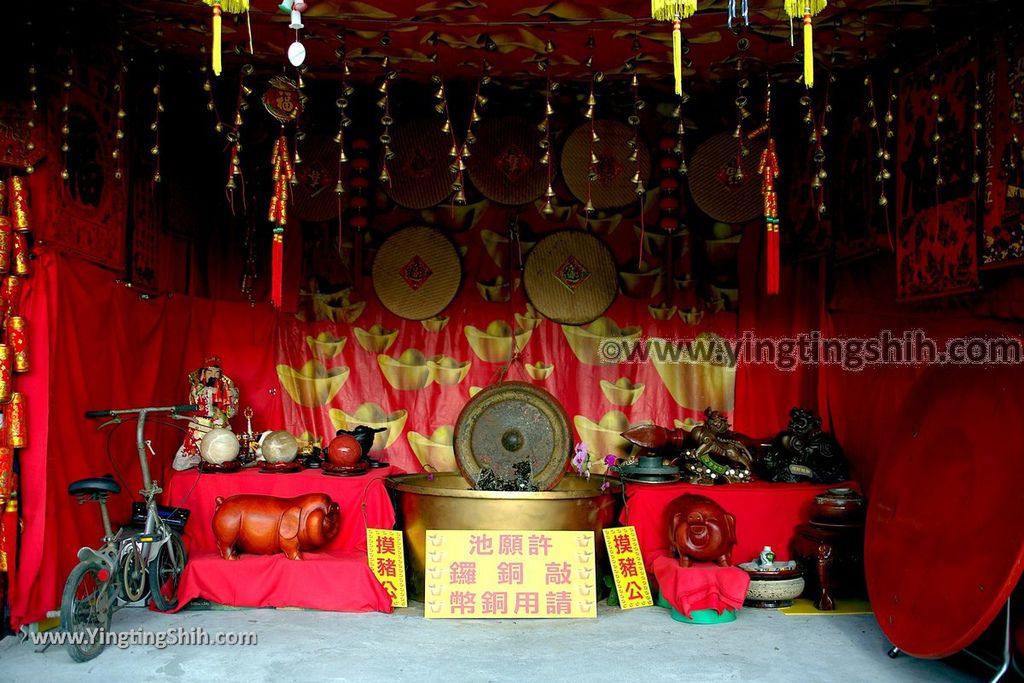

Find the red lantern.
[
  {"left": 7, "top": 392, "right": 26, "bottom": 448},
  {"left": 0, "top": 218, "right": 11, "bottom": 274},
  {"left": 12, "top": 233, "right": 29, "bottom": 278},
  {"left": 0, "top": 276, "right": 20, "bottom": 327},
  {"left": 0, "top": 345, "right": 11, "bottom": 403},
  {"left": 8, "top": 177, "right": 30, "bottom": 232},
  {"left": 6, "top": 317, "right": 26, "bottom": 373},
  {"left": 0, "top": 447, "right": 12, "bottom": 502},
  {"left": 0, "top": 483, "right": 17, "bottom": 575}
]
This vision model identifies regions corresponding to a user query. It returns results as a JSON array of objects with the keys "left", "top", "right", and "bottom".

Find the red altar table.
[
  {"left": 620, "top": 480, "right": 838, "bottom": 576},
  {"left": 162, "top": 467, "right": 398, "bottom": 613}
]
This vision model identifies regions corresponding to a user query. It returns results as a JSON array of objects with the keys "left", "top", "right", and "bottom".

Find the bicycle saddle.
[{"left": 68, "top": 475, "right": 121, "bottom": 497}]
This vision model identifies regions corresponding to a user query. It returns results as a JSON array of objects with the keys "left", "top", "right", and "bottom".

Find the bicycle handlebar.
[{"left": 84, "top": 404, "right": 200, "bottom": 419}]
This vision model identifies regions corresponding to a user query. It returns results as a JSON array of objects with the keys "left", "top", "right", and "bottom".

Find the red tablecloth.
[
  {"left": 161, "top": 466, "right": 398, "bottom": 612},
  {"left": 163, "top": 466, "right": 397, "bottom": 554},
  {"left": 620, "top": 480, "right": 839, "bottom": 571},
  {"left": 169, "top": 551, "right": 394, "bottom": 613}
]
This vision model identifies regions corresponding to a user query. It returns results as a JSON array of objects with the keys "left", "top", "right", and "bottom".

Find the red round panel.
[{"left": 865, "top": 361, "right": 1024, "bottom": 658}]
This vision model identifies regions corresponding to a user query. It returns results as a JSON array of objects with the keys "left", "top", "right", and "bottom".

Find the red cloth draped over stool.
[
  {"left": 621, "top": 480, "right": 838, "bottom": 572},
  {"left": 652, "top": 555, "right": 750, "bottom": 619}
]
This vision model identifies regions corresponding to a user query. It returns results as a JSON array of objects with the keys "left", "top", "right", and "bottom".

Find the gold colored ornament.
[
  {"left": 651, "top": 1, "right": 697, "bottom": 96},
  {"left": 784, "top": 1, "right": 827, "bottom": 89}
]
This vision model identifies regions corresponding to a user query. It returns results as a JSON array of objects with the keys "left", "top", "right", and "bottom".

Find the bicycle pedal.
[{"left": 137, "top": 535, "right": 156, "bottom": 543}]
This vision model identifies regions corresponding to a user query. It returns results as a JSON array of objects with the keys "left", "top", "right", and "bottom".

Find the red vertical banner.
[{"left": 895, "top": 41, "right": 981, "bottom": 300}]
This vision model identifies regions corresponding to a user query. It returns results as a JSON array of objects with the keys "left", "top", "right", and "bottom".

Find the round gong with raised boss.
[{"left": 453, "top": 381, "right": 572, "bottom": 491}]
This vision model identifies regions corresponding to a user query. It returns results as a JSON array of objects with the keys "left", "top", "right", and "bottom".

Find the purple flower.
[
  {"left": 604, "top": 454, "right": 618, "bottom": 468},
  {"left": 572, "top": 442, "right": 590, "bottom": 477}
]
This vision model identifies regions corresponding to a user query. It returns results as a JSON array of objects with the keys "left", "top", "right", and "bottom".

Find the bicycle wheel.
[
  {"left": 119, "top": 546, "right": 147, "bottom": 603},
  {"left": 148, "top": 531, "right": 186, "bottom": 611},
  {"left": 60, "top": 560, "right": 111, "bottom": 662}
]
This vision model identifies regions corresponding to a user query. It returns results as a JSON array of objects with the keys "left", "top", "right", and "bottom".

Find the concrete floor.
[{"left": 0, "top": 602, "right": 988, "bottom": 682}]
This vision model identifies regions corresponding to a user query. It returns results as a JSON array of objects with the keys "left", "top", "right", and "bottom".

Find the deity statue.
[{"left": 172, "top": 356, "right": 240, "bottom": 471}]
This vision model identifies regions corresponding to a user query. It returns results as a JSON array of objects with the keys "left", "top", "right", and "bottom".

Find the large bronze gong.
[{"left": 454, "top": 382, "right": 571, "bottom": 491}]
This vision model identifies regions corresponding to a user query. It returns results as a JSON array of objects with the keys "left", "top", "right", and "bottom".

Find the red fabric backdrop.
[{"left": 10, "top": 248, "right": 282, "bottom": 629}]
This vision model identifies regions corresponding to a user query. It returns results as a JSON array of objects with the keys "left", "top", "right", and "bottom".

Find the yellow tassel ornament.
[
  {"left": 203, "top": 0, "right": 250, "bottom": 76},
  {"left": 784, "top": 0, "right": 826, "bottom": 89},
  {"left": 651, "top": 1, "right": 697, "bottom": 96}
]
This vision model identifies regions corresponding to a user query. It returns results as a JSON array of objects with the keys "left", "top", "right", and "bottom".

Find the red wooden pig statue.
[
  {"left": 666, "top": 493, "right": 737, "bottom": 568},
  {"left": 212, "top": 493, "right": 340, "bottom": 560}
]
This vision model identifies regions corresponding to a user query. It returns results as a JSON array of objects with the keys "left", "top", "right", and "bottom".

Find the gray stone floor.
[{"left": 0, "top": 602, "right": 991, "bottom": 682}]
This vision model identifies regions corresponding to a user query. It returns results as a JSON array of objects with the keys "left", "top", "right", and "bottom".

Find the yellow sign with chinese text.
[
  {"left": 603, "top": 526, "right": 653, "bottom": 609},
  {"left": 424, "top": 530, "right": 597, "bottom": 619},
  {"left": 367, "top": 529, "right": 408, "bottom": 608}
]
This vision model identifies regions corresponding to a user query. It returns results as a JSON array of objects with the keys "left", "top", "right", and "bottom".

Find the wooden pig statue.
[
  {"left": 212, "top": 493, "right": 340, "bottom": 560},
  {"left": 666, "top": 493, "right": 737, "bottom": 568}
]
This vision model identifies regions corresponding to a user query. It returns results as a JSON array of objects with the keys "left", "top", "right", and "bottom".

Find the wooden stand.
[{"left": 791, "top": 521, "right": 866, "bottom": 611}]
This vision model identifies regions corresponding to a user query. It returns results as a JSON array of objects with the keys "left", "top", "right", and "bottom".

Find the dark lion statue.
[{"left": 758, "top": 408, "right": 848, "bottom": 483}]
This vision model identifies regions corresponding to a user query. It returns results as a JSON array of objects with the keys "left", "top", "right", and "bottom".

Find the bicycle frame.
[{"left": 83, "top": 404, "right": 196, "bottom": 573}]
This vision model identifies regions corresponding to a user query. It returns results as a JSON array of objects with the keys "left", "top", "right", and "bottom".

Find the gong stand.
[{"left": 887, "top": 597, "right": 1019, "bottom": 682}]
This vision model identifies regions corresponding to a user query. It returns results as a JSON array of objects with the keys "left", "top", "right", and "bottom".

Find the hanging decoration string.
[
  {"left": 784, "top": 0, "right": 826, "bottom": 88},
  {"left": 151, "top": 61, "right": 164, "bottom": 184},
  {"left": 225, "top": 64, "right": 254, "bottom": 212},
  {"left": 113, "top": 40, "right": 127, "bottom": 183},
  {"left": 335, "top": 45, "right": 353, "bottom": 253},
  {"left": 583, "top": 33, "right": 600, "bottom": 218},
  {"left": 651, "top": 0, "right": 696, "bottom": 97},
  {"left": 59, "top": 46, "right": 73, "bottom": 182},
  {"left": 728, "top": 0, "right": 749, "bottom": 29},
  {"left": 539, "top": 72, "right": 557, "bottom": 216},
  {"left": 758, "top": 80, "right": 780, "bottom": 296},
  {"left": 377, "top": 55, "right": 396, "bottom": 187}
]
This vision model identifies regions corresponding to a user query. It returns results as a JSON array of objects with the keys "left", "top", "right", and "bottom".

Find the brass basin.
[{"left": 387, "top": 472, "right": 621, "bottom": 601}]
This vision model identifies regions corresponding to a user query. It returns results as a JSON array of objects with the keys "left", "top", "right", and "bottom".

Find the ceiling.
[{"left": 91, "top": 0, "right": 1006, "bottom": 84}]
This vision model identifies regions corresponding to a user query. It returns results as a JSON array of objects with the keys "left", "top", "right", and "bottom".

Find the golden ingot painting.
[
  {"left": 407, "top": 425, "right": 456, "bottom": 472},
  {"left": 562, "top": 316, "right": 641, "bottom": 366},
  {"left": 649, "top": 334, "right": 737, "bottom": 411},
  {"left": 378, "top": 349, "right": 440, "bottom": 391},
  {"left": 464, "top": 320, "right": 533, "bottom": 363},
  {"left": 573, "top": 410, "right": 647, "bottom": 475},
  {"left": 421, "top": 316, "right": 449, "bottom": 333},
  {"left": 276, "top": 360, "right": 350, "bottom": 408},
  {"left": 354, "top": 325, "right": 398, "bottom": 353},
  {"left": 305, "top": 332, "right": 347, "bottom": 359},
  {"left": 329, "top": 403, "right": 408, "bottom": 452},
  {"left": 525, "top": 361, "right": 553, "bottom": 381},
  {"left": 427, "top": 356, "right": 471, "bottom": 386},
  {"left": 599, "top": 378, "right": 645, "bottom": 407}
]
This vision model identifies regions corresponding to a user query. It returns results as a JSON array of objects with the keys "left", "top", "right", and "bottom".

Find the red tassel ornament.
[{"left": 269, "top": 133, "right": 293, "bottom": 309}]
